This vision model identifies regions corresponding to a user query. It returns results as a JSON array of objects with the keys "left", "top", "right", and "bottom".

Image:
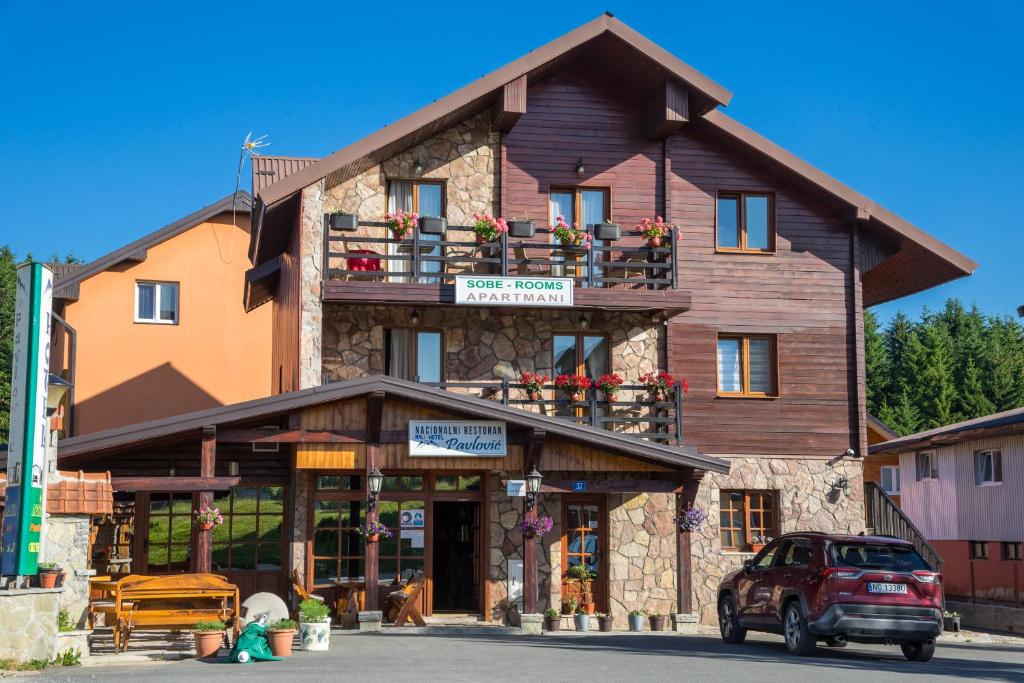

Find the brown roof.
[
  {"left": 58, "top": 374, "right": 730, "bottom": 473},
  {"left": 252, "top": 156, "right": 318, "bottom": 196},
  {"left": 866, "top": 413, "right": 898, "bottom": 441},
  {"left": 0, "top": 470, "right": 113, "bottom": 515},
  {"left": 869, "top": 407, "right": 1024, "bottom": 455},
  {"left": 55, "top": 192, "right": 251, "bottom": 301}
]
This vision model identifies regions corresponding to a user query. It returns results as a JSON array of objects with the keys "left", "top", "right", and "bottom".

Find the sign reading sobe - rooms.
[
  {"left": 408, "top": 420, "right": 507, "bottom": 457},
  {"left": 455, "top": 276, "right": 573, "bottom": 307}
]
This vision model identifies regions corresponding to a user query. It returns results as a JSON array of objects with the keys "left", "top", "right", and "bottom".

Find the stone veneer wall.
[
  {"left": 607, "top": 492, "right": 677, "bottom": 622},
  {"left": 0, "top": 588, "right": 61, "bottom": 662},
  {"left": 299, "top": 181, "right": 325, "bottom": 389},
  {"left": 290, "top": 470, "right": 311, "bottom": 588},
  {"left": 689, "top": 456, "right": 866, "bottom": 624},
  {"left": 44, "top": 515, "right": 92, "bottom": 628}
]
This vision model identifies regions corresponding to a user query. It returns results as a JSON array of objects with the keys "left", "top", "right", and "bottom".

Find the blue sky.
[{"left": 1, "top": 1, "right": 1021, "bottom": 323}]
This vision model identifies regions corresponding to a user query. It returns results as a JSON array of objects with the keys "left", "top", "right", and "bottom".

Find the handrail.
[{"left": 863, "top": 481, "right": 944, "bottom": 571}]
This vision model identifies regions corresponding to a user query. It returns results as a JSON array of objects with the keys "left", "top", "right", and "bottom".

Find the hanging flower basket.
[
  {"left": 634, "top": 217, "right": 676, "bottom": 248},
  {"left": 472, "top": 213, "right": 509, "bottom": 244},
  {"left": 552, "top": 215, "right": 592, "bottom": 249},
  {"left": 520, "top": 372, "right": 549, "bottom": 402},
  {"left": 520, "top": 515, "right": 554, "bottom": 538},
  {"left": 194, "top": 506, "right": 223, "bottom": 531},
  {"left": 386, "top": 210, "right": 418, "bottom": 240},
  {"left": 555, "top": 374, "right": 591, "bottom": 402},
  {"left": 357, "top": 520, "right": 393, "bottom": 543},
  {"left": 639, "top": 371, "right": 676, "bottom": 402},
  {"left": 674, "top": 504, "right": 707, "bottom": 532}
]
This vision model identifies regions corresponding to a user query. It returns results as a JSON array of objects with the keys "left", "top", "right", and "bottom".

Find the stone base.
[
  {"left": 672, "top": 613, "right": 699, "bottom": 634},
  {"left": 55, "top": 630, "right": 91, "bottom": 660},
  {"left": 358, "top": 610, "right": 383, "bottom": 633},
  {"left": 0, "top": 587, "right": 62, "bottom": 662},
  {"left": 518, "top": 613, "right": 544, "bottom": 636},
  {"left": 946, "top": 600, "right": 1024, "bottom": 635}
]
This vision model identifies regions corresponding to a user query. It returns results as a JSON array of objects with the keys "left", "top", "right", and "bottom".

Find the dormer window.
[{"left": 716, "top": 192, "right": 775, "bottom": 253}]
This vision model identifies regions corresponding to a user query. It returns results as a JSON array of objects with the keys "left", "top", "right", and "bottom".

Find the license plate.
[{"left": 867, "top": 582, "right": 907, "bottom": 594}]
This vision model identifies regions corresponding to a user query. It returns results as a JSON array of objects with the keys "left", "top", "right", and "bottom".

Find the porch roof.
[{"left": 57, "top": 375, "right": 729, "bottom": 474}]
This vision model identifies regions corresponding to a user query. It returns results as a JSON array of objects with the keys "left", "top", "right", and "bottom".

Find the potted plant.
[
  {"left": 563, "top": 596, "right": 578, "bottom": 616},
  {"left": 267, "top": 618, "right": 297, "bottom": 657},
  {"left": 593, "top": 221, "right": 620, "bottom": 241},
  {"left": 674, "top": 504, "right": 708, "bottom": 533},
  {"left": 566, "top": 564, "right": 596, "bottom": 614},
  {"left": 194, "top": 506, "right": 223, "bottom": 532},
  {"left": 328, "top": 212, "right": 359, "bottom": 231},
  {"left": 418, "top": 215, "right": 447, "bottom": 235},
  {"left": 649, "top": 613, "right": 668, "bottom": 632},
  {"left": 634, "top": 216, "right": 675, "bottom": 248},
  {"left": 554, "top": 374, "right": 591, "bottom": 403},
  {"left": 639, "top": 371, "right": 676, "bottom": 402},
  {"left": 551, "top": 215, "right": 592, "bottom": 249},
  {"left": 544, "top": 608, "right": 561, "bottom": 632},
  {"left": 192, "top": 620, "right": 226, "bottom": 658},
  {"left": 385, "top": 210, "right": 418, "bottom": 240},
  {"left": 594, "top": 372, "right": 624, "bottom": 402},
  {"left": 357, "top": 520, "right": 393, "bottom": 544},
  {"left": 37, "top": 562, "right": 61, "bottom": 589},
  {"left": 520, "top": 514, "right": 554, "bottom": 538},
  {"left": 519, "top": 372, "right": 549, "bottom": 401},
  {"left": 597, "top": 613, "right": 614, "bottom": 632},
  {"left": 573, "top": 604, "right": 591, "bottom": 632},
  {"left": 298, "top": 598, "right": 331, "bottom": 651},
  {"left": 471, "top": 213, "right": 508, "bottom": 245},
  {"left": 628, "top": 609, "right": 645, "bottom": 632},
  {"left": 507, "top": 216, "right": 535, "bottom": 239},
  {"left": 749, "top": 534, "right": 772, "bottom": 554},
  {"left": 943, "top": 610, "right": 961, "bottom": 632}
]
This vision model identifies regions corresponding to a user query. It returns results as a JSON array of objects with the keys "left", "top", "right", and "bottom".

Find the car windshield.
[{"left": 831, "top": 543, "right": 931, "bottom": 572}]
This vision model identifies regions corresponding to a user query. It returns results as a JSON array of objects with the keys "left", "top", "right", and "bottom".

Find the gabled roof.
[
  {"left": 55, "top": 192, "right": 251, "bottom": 300},
  {"left": 867, "top": 413, "right": 898, "bottom": 442},
  {"left": 869, "top": 407, "right": 1024, "bottom": 455},
  {"left": 58, "top": 374, "right": 730, "bottom": 473}
]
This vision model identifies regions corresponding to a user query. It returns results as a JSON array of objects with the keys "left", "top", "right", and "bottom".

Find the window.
[
  {"left": 211, "top": 486, "right": 284, "bottom": 573},
  {"left": 146, "top": 493, "right": 192, "bottom": 573},
  {"left": 1003, "top": 542, "right": 1022, "bottom": 561},
  {"left": 780, "top": 539, "right": 813, "bottom": 567},
  {"left": 312, "top": 474, "right": 366, "bottom": 587},
  {"left": 135, "top": 281, "right": 178, "bottom": 324},
  {"left": 973, "top": 450, "right": 1003, "bottom": 486},
  {"left": 880, "top": 466, "right": 901, "bottom": 495},
  {"left": 717, "top": 334, "right": 778, "bottom": 397},
  {"left": 832, "top": 542, "right": 931, "bottom": 572},
  {"left": 716, "top": 192, "right": 774, "bottom": 253},
  {"left": 915, "top": 451, "right": 938, "bottom": 481},
  {"left": 719, "top": 490, "right": 779, "bottom": 550},
  {"left": 387, "top": 179, "right": 445, "bottom": 282},
  {"left": 385, "top": 329, "right": 442, "bottom": 383},
  {"left": 549, "top": 187, "right": 611, "bottom": 281},
  {"left": 970, "top": 541, "right": 988, "bottom": 560},
  {"left": 553, "top": 333, "right": 608, "bottom": 418},
  {"left": 377, "top": 498, "right": 426, "bottom": 585}
]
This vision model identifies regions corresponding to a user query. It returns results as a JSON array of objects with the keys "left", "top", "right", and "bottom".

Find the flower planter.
[
  {"left": 507, "top": 220, "right": 535, "bottom": 238},
  {"left": 598, "top": 615, "right": 614, "bottom": 632},
  {"left": 418, "top": 216, "right": 447, "bottom": 235},
  {"left": 193, "top": 631, "right": 223, "bottom": 658},
  {"left": 38, "top": 568, "right": 60, "bottom": 589},
  {"left": 603, "top": 392, "right": 617, "bottom": 403},
  {"left": 367, "top": 533, "right": 380, "bottom": 543},
  {"left": 199, "top": 522, "right": 215, "bottom": 531},
  {"left": 267, "top": 628, "right": 296, "bottom": 657},
  {"left": 527, "top": 390, "right": 542, "bottom": 401},
  {"left": 329, "top": 212, "right": 359, "bottom": 232},
  {"left": 573, "top": 614, "right": 591, "bottom": 632},
  {"left": 649, "top": 615, "right": 668, "bottom": 632},
  {"left": 594, "top": 222, "right": 620, "bottom": 241},
  {"left": 628, "top": 614, "right": 645, "bottom": 632},
  {"left": 544, "top": 616, "right": 561, "bottom": 632},
  {"left": 300, "top": 619, "right": 331, "bottom": 651},
  {"left": 943, "top": 615, "right": 961, "bottom": 632},
  {"left": 570, "top": 392, "right": 584, "bottom": 403},
  {"left": 647, "top": 236, "right": 663, "bottom": 248},
  {"left": 651, "top": 391, "right": 666, "bottom": 403},
  {"left": 583, "top": 602, "right": 596, "bottom": 615},
  {"left": 749, "top": 543, "right": 767, "bottom": 554}
]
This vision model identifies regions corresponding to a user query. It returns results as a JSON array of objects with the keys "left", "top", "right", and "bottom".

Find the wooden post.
[
  {"left": 523, "top": 499, "right": 538, "bottom": 614},
  {"left": 195, "top": 425, "right": 216, "bottom": 573},
  {"left": 365, "top": 443, "right": 381, "bottom": 612},
  {"left": 677, "top": 471, "right": 699, "bottom": 615}
]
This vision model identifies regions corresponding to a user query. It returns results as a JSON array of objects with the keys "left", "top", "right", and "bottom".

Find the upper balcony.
[{"left": 321, "top": 219, "right": 691, "bottom": 314}]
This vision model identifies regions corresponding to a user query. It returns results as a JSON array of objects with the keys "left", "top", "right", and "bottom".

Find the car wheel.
[
  {"left": 783, "top": 602, "right": 816, "bottom": 656},
  {"left": 718, "top": 595, "right": 747, "bottom": 644},
  {"left": 901, "top": 640, "right": 936, "bottom": 662},
  {"left": 825, "top": 638, "right": 847, "bottom": 648}
]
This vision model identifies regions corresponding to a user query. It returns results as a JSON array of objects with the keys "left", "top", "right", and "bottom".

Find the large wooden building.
[{"left": 57, "top": 14, "right": 974, "bottom": 626}]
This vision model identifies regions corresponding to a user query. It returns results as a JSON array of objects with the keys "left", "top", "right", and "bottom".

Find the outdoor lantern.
[
  {"left": 45, "top": 374, "right": 72, "bottom": 413},
  {"left": 575, "top": 158, "right": 585, "bottom": 177},
  {"left": 525, "top": 465, "right": 543, "bottom": 511},
  {"left": 368, "top": 466, "right": 384, "bottom": 510},
  {"left": 413, "top": 159, "right": 424, "bottom": 175}
]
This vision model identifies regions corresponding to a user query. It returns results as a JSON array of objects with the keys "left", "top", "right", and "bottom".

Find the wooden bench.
[{"left": 102, "top": 574, "right": 240, "bottom": 652}]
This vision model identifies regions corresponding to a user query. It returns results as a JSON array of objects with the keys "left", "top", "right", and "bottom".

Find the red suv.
[{"left": 717, "top": 532, "right": 943, "bottom": 661}]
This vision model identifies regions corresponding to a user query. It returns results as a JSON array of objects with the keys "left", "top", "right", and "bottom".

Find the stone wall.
[
  {"left": 0, "top": 588, "right": 61, "bottom": 662},
  {"left": 607, "top": 492, "right": 677, "bottom": 623},
  {"left": 299, "top": 181, "right": 325, "bottom": 389},
  {"left": 290, "top": 470, "right": 311, "bottom": 589},
  {"left": 43, "top": 515, "right": 92, "bottom": 628}
]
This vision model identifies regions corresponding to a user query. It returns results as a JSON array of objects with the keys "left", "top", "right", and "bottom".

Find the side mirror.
[{"left": 743, "top": 560, "right": 754, "bottom": 573}]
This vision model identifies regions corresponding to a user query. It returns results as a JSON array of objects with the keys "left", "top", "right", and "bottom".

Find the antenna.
[{"left": 233, "top": 132, "right": 270, "bottom": 227}]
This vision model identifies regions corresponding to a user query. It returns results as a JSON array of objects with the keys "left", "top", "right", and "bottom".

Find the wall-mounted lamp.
[
  {"left": 575, "top": 158, "right": 585, "bottom": 177},
  {"left": 168, "top": 464, "right": 176, "bottom": 477},
  {"left": 367, "top": 466, "right": 384, "bottom": 511},
  {"left": 411, "top": 310, "right": 420, "bottom": 325},
  {"left": 525, "top": 464, "right": 543, "bottom": 511},
  {"left": 579, "top": 313, "right": 590, "bottom": 330},
  {"left": 413, "top": 159, "right": 424, "bottom": 176}
]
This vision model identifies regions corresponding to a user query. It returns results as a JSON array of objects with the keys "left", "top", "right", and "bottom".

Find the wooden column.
[
  {"left": 677, "top": 470, "right": 700, "bottom": 614},
  {"left": 195, "top": 425, "right": 216, "bottom": 573},
  {"left": 522, "top": 430, "right": 545, "bottom": 614},
  {"left": 365, "top": 443, "right": 380, "bottom": 611}
]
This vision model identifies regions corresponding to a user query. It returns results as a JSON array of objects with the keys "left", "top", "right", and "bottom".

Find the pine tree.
[
  {"left": 863, "top": 310, "right": 890, "bottom": 416},
  {"left": 958, "top": 356, "right": 995, "bottom": 419},
  {"left": 878, "top": 389, "right": 921, "bottom": 436},
  {"left": 914, "top": 318, "right": 957, "bottom": 428}
]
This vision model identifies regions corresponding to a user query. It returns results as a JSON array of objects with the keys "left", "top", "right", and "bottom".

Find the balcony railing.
[
  {"left": 323, "top": 220, "right": 678, "bottom": 289},
  {"left": 420, "top": 379, "right": 685, "bottom": 444}
]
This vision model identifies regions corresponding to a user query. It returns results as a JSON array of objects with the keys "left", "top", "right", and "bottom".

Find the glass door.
[
  {"left": 553, "top": 333, "right": 608, "bottom": 420},
  {"left": 145, "top": 493, "right": 193, "bottom": 573},
  {"left": 561, "top": 497, "right": 606, "bottom": 613}
]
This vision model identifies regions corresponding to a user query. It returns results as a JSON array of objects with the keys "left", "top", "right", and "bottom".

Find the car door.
[
  {"left": 737, "top": 540, "right": 784, "bottom": 625},
  {"left": 769, "top": 537, "right": 813, "bottom": 626}
]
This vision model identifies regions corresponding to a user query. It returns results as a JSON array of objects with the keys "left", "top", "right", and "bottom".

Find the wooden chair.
[
  {"left": 291, "top": 568, "right": 325, "bottom": 619},
  {"left": 383, "top": 571, "right": 426, "bottom": 627}
]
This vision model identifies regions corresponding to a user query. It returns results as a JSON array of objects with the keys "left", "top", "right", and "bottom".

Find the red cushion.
[{"left": 347, "top": 249, "right": 381, "bottom": 272}]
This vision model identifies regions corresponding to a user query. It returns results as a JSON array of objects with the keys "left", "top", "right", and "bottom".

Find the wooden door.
[{"left": 561, "top": 496, "right": 608, "bottom": 612}]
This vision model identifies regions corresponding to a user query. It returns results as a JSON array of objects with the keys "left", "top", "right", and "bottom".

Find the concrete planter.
[
  {"left": 300, "top": 619, "right": 331, "bottom": 651},
  {"left": 329, "top": 212, "right": 359, "bottom": 231}
]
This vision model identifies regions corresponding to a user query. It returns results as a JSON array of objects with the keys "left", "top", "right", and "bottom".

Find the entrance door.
[
  {"left": 561, "top": 497, "right": 607, "bottom": 613},
  {"left": 432, "top": 501, "right": 480, "bottom": 612}
]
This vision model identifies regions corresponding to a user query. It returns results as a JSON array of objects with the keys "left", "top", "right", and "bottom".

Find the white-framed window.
[
  {"left": 915, "top": 451, "right": 938, "bottom": 481},
  {"left": 880, "top": 466, "right": 901, "bottom": 495},
  {"left": 135, "top": 281, "right": 179, "bottom": 324},
  {"left": 973, "top": 450, "right": 1003, "bottom": 486}
]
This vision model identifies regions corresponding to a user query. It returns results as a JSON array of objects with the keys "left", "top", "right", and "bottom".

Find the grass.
[{"left": 0, "top": 649, "right": 80, "bottom": 671}]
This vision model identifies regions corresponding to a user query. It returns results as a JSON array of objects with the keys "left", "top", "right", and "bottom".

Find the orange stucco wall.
[{"left": 61, "top": 213, "right": 271, "bottom": 434}]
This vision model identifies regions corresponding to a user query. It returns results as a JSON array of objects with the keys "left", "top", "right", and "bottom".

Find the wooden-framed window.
[
  {"left": 716, "top": 333, "right": 778, "bottom": 397},
  {"left": 387, "top": 179, "right": 446, "bottom": 281},
  {"left": 719, "top": 490, "right": 779, "bottom": 550},
  {"left": 377, "top": 495, "right": 426, "bottom": 586},
  {"left": 915, "top": 451, "right": 938, "bottom": 481},
  {"left": 1003, "top": 542, "right": 1022, "bottom": 561},
  {"left": 311, "top": 473, "right": 366, "bottom": 588},
  {"left": 549, "top": 187, "right": 611, "bottom": 230},
  {"left": 385, "top": 328, "right": 443, "bottom": 383},
  {"left": 211, "top": 485, "right": 285, "bottom": 573},
  {"left": 880, "top": 466, "right": 901, "bottom": 495},
  {"left": 146, "top": 493, "right": 192, "bottom": 573},
  {"left": 970, "top": 541, "right": 988, "bottom": 560},
  {"left": 716, "top": 192, "right": 775, "bottom": 253},
  {"left": 973, "top": 450, "right": 1003, "bottom": 486},
  {"left": 553, "top": 333, "right": 609, "bottom": 417},
  {"left": 135, "top": 280, "right": 178, "bottom": 324}
]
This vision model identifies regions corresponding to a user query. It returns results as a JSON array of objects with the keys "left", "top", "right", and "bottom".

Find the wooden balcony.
[{"left": 322, "top": 220, "right": 691, "bottom": 314}]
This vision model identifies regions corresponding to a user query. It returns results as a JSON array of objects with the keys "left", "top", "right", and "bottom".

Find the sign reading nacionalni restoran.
[{"left": 454, "top": 275, "right": 573, "bottom": 307}]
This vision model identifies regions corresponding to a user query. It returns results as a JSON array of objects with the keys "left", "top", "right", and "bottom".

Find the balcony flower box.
[
  {"left": 419, "top": 216, "right": 447, "bottom": 235},
  {"left": 328, "top": 212, "right": 359, "bottom": 232},
  {"left": 507, "top": 220, "right": 535, "bottom": 239},
  {"left": 593, "top": 222, "right": 620, "bottom": 241}
]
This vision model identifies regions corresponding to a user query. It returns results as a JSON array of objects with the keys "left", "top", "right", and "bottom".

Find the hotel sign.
[
  {"left": 408, "top": 420, "right": 507, "bottom": 457},
  {"left": 454, "top": 276, "right": 573, "bottom": 307}
]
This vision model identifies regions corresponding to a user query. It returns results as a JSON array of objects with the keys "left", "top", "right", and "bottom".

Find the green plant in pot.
[
  {"left": 192, "top": 620, "right": 226, "bottom": 658},
  {"left": 567, "top": 565, "right": 597, "bottom": 614},
  {"left": 573, "top": 604, "right": 591, "bottom": 632},
  {"left": 37, "top": 562, "right": 61, "bottom": 589},
  {"left": 544, "top": 607, "right": 561, "bottom": 632},
  {"left": 267, "top": 618, "right": 298, "bottom": 657},
  {"left": 298, "top": 598, "right": 331, "bottom": 651},
  {"left": 563, "top": 596, "right": 578, "bottom": 616},
  {"left": 648, "top": 612, "right": 668, "bottom": 632},
  {"left": 597, "top": 612, "right": 614, "bottom": 632},
  {"left": 628, "top": 609, "right": 645, "bottom": 632}
]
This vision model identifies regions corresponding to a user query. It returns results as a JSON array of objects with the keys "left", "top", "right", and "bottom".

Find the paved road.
[{"left": 32, "top": 629, "right": 1024, "bottom": 682}]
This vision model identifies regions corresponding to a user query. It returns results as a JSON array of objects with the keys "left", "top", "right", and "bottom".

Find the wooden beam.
[
  {"left": 677, "top": 477, "right": 698, "bottom": 614},
  {"left": 218, "top": 428, "right": 367, "bottom": 444},
  {"left": 365, "top": 443, "right": 381, "bottom": 611},
  {"left": 194, "top": 425, "right": 216, "bottom": 573},
  {"left": 537, "top": 479, "right": 684, "bottom": 494},
  {"left": 647, "top": 79, "right": 689, "bottom": 141},
  {"left": 523, "top": 429, "right": 544, "bottom": 615},
  {"left": 111, "top": 476, "right": 240, "bottom": 492},
  {"left": 367, "top": 391, "right": 385, "bottom": 444},
  {"left": 492, "top": 74, "right": 527, "bottom": 133}
]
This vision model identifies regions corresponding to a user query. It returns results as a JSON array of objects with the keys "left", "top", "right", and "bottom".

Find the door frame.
[{"left": 560, "top": 494, "right": 609, "bottom": 613}]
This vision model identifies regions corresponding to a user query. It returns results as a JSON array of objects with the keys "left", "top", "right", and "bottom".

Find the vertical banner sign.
[{"left": 1, "top": 263, "right": 53, "bottom": 576}]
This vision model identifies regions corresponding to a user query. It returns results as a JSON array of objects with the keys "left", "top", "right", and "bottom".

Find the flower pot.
[
  {"left": 594, "top": 222, "right": 620, "bottom": 241},
  {"left": 603, "top": 391, "right": 617, "bottom": 403},
  {"left": 750, "top": 543, "right": 766, "bottom": 554},
  {"left": 368, "top": 533, "right": 380, "bottom": 543},
  {"left": 649, "top": 615, "right": 668, "bottom": 632},
  {"left": 193, "top": 630, "right": 223, "bottom": 658},
  {"left": 628, "top": 614, "right": 645, "bottom": 631},
  {"left": 544, "top": 616, "right": 561, "bottom": 632},
  {"left": 390, "top": 229, "right": 409, "bottom": 242},
  {"left": 267, "top": 628, "right": 296, "bottom": 657},
  {"left": 562, "top": 602, "right": 573, "bottom": 615},
  {"left": 573, "top": 614, "right": 591, "bottom": 632},
  {"left": 570, "top": 392, "right": 584, "bottom": 403},
  {"left": 584, "top": 602, "right": 596, "bottom": 615},
  {"left": 299, "top": 619, "right": 331, "bottom": 651},
  {"left": 647, "top": 236, "right": 663, "bottom": 248},
  {"left": 508, "top": 220, "right": 535, "bottom": 238},
  {"left": 199, "top": 522, "right": 215, "bottom": 531},
  {"left": 328, "top": 212, "right": 359, "bottom": 232},
  {"left": 652, "top": 391, "right": 666, "bottom": 403},
  {"left": 418, "top": 216, "right": 447, "bottom": 235},
  {"left": 598, "top": 616, "right": 614, "bottom": 632},
  {"left": 38, "top": 569, "right": 60, "bottom": 589},
  {"left": 944, "top": 616, "right": 960, "bottom": 632},
  {"left": 527, "top": 390, "right": 542, "bottom": 401}
]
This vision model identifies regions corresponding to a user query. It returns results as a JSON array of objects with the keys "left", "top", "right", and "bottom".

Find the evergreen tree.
[
  {"left": 863, "top": 310, "right": 890, "bottom": 416},
  {"left": 0, "top": 246, "right": 18, "bottom": 443},
  {"left": 958, "top": 356, "right": 995, "bottom": 419},
  {"left": 914, "top": 320, "right": 957, "bottom": 428},
  {"left": 878, "top": 389, "right": 921, "bottom": 435}
]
